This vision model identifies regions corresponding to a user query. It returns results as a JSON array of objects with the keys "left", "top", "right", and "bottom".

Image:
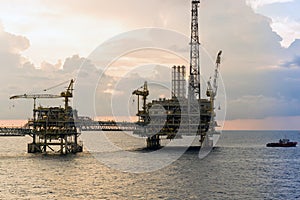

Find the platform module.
[{"left": 10, "top": 79, "right": 83, "bottom": 154}]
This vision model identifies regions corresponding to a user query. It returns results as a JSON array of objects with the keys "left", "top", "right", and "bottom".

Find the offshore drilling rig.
[
  {"left": 132, "top": 0, "right": 222, "bottom": 149},
  {"left": 10, "top": 79, "right": 83, "bottom": 154}
]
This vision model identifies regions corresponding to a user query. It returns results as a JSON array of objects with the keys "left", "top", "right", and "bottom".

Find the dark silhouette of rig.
[
  {"left": 10, "top": 79, "right": 83, "bottom": 154},
  {"left": 132, "top": 1, "right": 222, "bottom": 149}
]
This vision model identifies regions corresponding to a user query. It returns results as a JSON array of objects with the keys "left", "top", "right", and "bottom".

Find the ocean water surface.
[{"left": 0, "top": 130, "right": 300, "bottom": 200}]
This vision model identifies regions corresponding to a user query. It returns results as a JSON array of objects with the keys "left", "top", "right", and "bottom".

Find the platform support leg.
[{"left": 147, "top": 135, "right": 161, "bottom": 149}]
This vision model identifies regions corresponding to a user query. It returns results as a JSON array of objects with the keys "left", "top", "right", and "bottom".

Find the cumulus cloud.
[
  {"left": 0, "top": 24, "right": 100, "bottom": 119},
  {"left": 281, "top": 55, "right": 300, "bottom": 68},
  {"left": 0, "top": 24, "right": 30, "bottom": 71},
  {"left": 245, "top": 0, "right": 300, "bottom": 48},
  {"left": 198, "top": 0, "right": 300, "bottom": 121},
  {"left": 227, "top": 95, "right": 300, "bottom": 120},
  {"left": 63, "top": 55, "right": 85, "bottom": 72},
  {"left": 246, "top": 0, "right": 294, "bottom": 9},
  {"left": 1, "top": 0, "right": 300, "bottom": 127},
  {"left": 0, "top": 30, "right": 29, "bottom": 54},
  {"left": 271, "top": 17, "right": 300, "bottom": 48}
]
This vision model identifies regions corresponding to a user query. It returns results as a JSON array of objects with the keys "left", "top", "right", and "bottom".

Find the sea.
[{"left": 0, "top": 130, "right": 300, "bottom": 200}]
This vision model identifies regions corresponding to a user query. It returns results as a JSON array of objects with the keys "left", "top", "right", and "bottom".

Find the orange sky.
[
  {"left": 222, "top": 116, "right": 300, "bottom": 130},
  {"left": 3, "top": 116, "right": 300, "bottom": 130},
  {"left": 0, "top": 120, "right": 27, "bottom": 127},
  {"left": 0, "top": 1, "right": 299, "bottom": 131}
]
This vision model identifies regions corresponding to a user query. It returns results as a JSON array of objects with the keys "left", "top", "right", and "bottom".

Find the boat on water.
[{"left": 266, "top": 138, "right": 297, "bottom": 147}]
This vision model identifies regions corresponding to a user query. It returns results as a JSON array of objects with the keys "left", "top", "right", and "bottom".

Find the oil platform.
[
  {"left": 4, "top": 0, "right": 221, "bottom": 152},
  {"left": 132, "top": 0, "right": 222, "bottom": 149},
  {"left": 10, "top": 79, "right": 83, "bottom": 154}
]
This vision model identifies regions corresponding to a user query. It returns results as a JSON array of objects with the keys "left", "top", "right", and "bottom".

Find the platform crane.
[
  {"left": 60, "top": 79, "right": 74, "bottom": 109},
  {"left": 206, "top": 50, "right": 222, "bottom": 99},
  {"left": 10, "top": 79, "right": 74, "bottom": 108},
  {"left": 206, "top": 51, "right": 222, "bottom": 132},
  {"left": 10, "top": 94, "right": 61, "bottom": 108},
  {"left": 10, "top": 94, "right": 61, "bottom": 122},
  {"left": 132, "top": 81, "right": 149, "bottom": 124},
  {"left": 10, "top": 79, "right": 75, "bottom": 121},
  {"left": 9, "top": 79, "right": 81, "bottom": 154}
]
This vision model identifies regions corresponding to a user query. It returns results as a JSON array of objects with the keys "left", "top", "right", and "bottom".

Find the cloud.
[
  {"left": 0, "top": 23, "right": 30, "bottom": 71},
  {"left": 0, "top": 27, "right": 30, "bottom": 54},
  {"left": 63, "top": 55, "right": 85, "bottom": 72},
  {"left": 1, "top": 0, "right": 300, "bottom": 128},
  {"left": 200, "top": 0, "right": 283, "bottom": 70},
  {"left": 245, "top": 0, "right": 300, "bottom": 48},
  {"left": 40, "top": 60, "right": 62, "bottom": 71},
  {"left": 281, "top": 55, "right": 300, "bottom": 68},
  {"left": 270, "top": 17, "right": 300, "bottom": 48},
  {"left": 0, "top": 0, "right": 188, "bottom": 66},
  {"left": 224, "top": 116, "right": 300, "bottom": 130},
  {"left": 0, "top": 24, "right": 101, "bottom": 119},
  {"left": 246, "top": 0, "right": 294, "bottom": 9},
  {"left": 227, "top": 95, "right": 300, "bottom": 120}
]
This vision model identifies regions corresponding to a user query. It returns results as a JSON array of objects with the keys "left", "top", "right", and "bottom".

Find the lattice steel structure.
[
  {"left": 133, "top": 0, "right": 216, "bottom": 148},
  {"left": 188, "top": 0, "right": 201, "bottom": 100}
]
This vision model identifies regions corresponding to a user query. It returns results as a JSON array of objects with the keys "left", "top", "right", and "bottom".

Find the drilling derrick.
[
  {"left": 132, "top": 0, "right": 220, "bottom": 148},
  {"left": 188, "top": 0, "right": 202, "bottom": 140},
  {"left": 189, "top": 0, "right": 201, "bottom": 100}
]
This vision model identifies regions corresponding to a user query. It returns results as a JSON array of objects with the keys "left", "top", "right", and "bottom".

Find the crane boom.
[
  {"left": 207, "top": 51, "right": 222, "bottom": 133},
  {"left": 10, "top": 79, "right": 74, "bottom": 110},
  {"left": 10, "top": 94, "right": 61, "bottom": 99},
  {"left": 212, "top": 50, "right": 222, "bottom": 98},
  {"left": 43, "top": 80, "right": 70, "bottom": 92},
  {"left": 10, "top": 79, "right": 75, "bottom": 122},
  {"left": 206, "top": 50, "right": 222, "bottom": 98}
]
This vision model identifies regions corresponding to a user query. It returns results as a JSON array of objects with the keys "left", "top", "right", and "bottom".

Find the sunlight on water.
[{"left": 0, "top": 131, "right": 300, "bottom": 199}]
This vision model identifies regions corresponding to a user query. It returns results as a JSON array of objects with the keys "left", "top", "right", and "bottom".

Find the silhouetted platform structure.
[
  {"left": 8, "top": 79, "right": 83, "bottom": 154},
  {"left": 0, "top": 118, "right": 137, "bottom": 137},
  {"left": 3, "top": 1, "right": 221, "bottom": 152},
  {"left": 76, "top": 117, "right": 136, "bottom": 131},
  {"left": 0, "top": 127, "right": 31, "bottom": 136}
]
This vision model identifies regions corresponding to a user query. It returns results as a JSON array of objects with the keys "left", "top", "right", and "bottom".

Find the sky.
[{"left": 0, "top": 0, "right": 299, "bottom": 130}]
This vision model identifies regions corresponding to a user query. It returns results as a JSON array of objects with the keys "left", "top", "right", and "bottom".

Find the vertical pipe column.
[
  {"left": 60, "top": 135, "right": 64, "bottom": 154},
  {"left": 44, "top": 135, "right": 47, "bottom": 152},
  {"left": 177, "top": 66, "right": 180, "bottom": 98},
  {"left": 172, "top": 66, "right": 176, "bottom": 98},
  {"left": 65, "top": 135, "right": 68, "bottom": 154},
  {"left": 182, "top": 66, "right": 186, "bottom": 98}
]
